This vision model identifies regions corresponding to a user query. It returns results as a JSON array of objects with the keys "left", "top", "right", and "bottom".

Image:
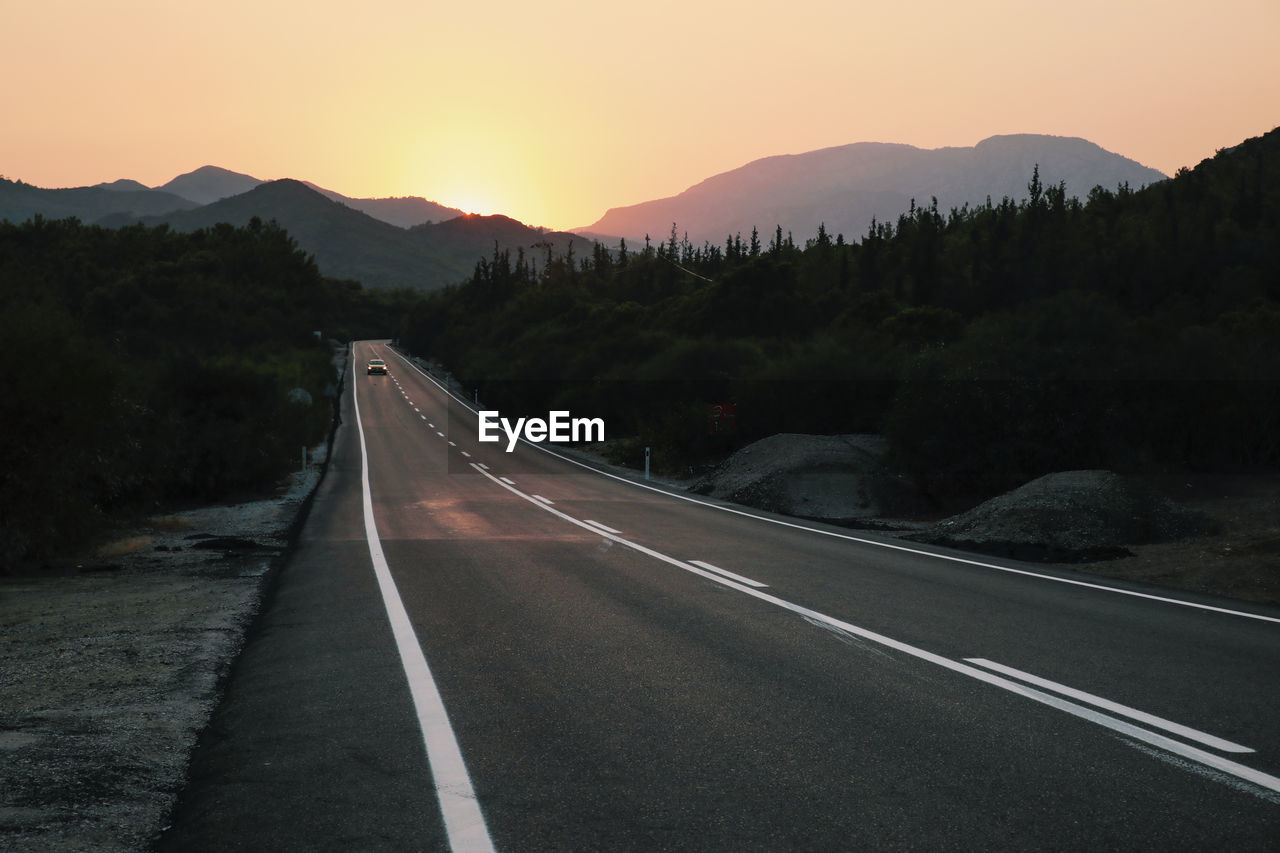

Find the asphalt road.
[{"left": 160, "top": 340, "right": 1280, "bottom": 851}]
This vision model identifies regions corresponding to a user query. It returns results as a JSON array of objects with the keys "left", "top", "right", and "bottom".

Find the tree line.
[{"left": 0, "top": 216, "right": 413, "bottom": 567}]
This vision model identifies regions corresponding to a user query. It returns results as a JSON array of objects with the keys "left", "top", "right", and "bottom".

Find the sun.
[{"left": 443, "top": 190, "right": 498, "bottom": 217}]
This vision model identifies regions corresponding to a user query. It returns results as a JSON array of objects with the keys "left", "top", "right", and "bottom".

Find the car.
[{"left": 367, "top": 359, "right": 388, "bottom": 375}]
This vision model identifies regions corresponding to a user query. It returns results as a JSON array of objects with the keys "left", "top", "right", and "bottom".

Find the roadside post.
[{"left": 645, "top": 446, "right": 650, "bottom": 481}]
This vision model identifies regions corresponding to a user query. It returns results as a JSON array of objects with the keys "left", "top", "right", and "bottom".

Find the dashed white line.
[
  {"left": 965, "top": 658, "right": 1254, "bottom": 754},
  {"left": 467, "top": 461, "right": 1280, "bottom": 800},
  {"left": 688, "top": 559, "right": 768, "bottom": 588},
  {"left": 448, "top": 441, "right": 457, "bottom": 447},
  {"left": 436, "top": 431, "right": 445, "bottom": 437},
  {"left": 499, "top": 476, "right": 516, "bottom": 486},
  {"left": 583, "top": 519, "right": 620, "bottom": 534},
  {"left": 461, "top": 451, "right": 471, "bottom": 458},
  {"left": 532, "top": 495, "right": 554, "bottom": 505}
]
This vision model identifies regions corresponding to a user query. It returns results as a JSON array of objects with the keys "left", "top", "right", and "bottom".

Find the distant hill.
[
  {"left": 117, "top": 179, "right": 585, "bottom": 290},
  {"left": 149, "top": 167, "right": 466, "bottom": 228},
  {"left": 147, "top": 166, "right": 466, "bottom": 229},
  {"left": 582, "top": 134, "right": 1169, "bottom": 244},
  {"left": 302, "top": 182, "right": 465, "bottom": 228},
  {"left": 0, "top": 177, "right": 198, "bottom": 224},
  {"left": 1, "top": 167, "right": 549, "bottom": 288},
  {"left": 94, "top": 179, "right": 151, "bottom": 192},
  {"left": 156, "top": 166, "right": 263, "bottom": 205}
]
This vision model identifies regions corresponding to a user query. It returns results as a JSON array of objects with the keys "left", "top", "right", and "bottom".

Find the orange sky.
[{"left": 3, "top": 0, "right": 1277, "bottom": 230}]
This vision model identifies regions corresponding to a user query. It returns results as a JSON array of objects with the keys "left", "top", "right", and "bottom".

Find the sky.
[{"left": 3, "top": 0, "right": 1278, "bottom": 231}]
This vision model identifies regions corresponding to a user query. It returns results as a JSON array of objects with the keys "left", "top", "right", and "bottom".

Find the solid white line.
[
  {"left": 688, "top": 559, "right": 769, "bottom": 588},
  {"left": 532, "top": 495, "right": 554, "bottom": 505},
  {"left": 467, "top": 462, "right": 1280, "bottom": 798},
  {"left": 965, "top": 658, "right": 1254, "bottom": 754},
  {"left": 386, "top": 347, "right": 1280, "bottom": 625},
  {"left": 583, "top": 519, "right": 621, "bottom": 534},
  {"left": 353, "top": 358, "right": 495, "bottom": 853}
]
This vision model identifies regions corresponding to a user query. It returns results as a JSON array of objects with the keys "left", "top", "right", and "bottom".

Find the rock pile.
[
  {"left": 691, "top": 433, "right": 926, "bottom": 525},
  {"left": 910, "top": 469, "right": 1218, "bottom": 561}
]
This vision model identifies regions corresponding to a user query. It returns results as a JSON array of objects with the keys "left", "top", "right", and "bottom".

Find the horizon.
[{"left": 3, "top": 1, "right": 1278, "bottom": 231}]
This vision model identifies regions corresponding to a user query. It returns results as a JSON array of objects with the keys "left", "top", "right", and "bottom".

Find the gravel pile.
[
  {"left": 910, "top": 470, "right": 1219, "bottom": 561},
  {"left": 691, "top": 433, "right": 926, "bottom": 525}
]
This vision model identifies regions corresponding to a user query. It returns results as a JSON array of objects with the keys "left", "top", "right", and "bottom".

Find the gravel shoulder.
[
  {"left": 0, "top": 454, "right": 327, "bottom": 852},
  {"left": 1045, "top": 472, "right": 1280, "bottom": 605}
]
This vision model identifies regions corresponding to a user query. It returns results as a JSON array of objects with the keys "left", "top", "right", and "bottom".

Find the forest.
[
  {"left": 401, "top": 127, "right": 1280, "bottom": 505},
  {"left": 0, "top": 217, "right": 413, "bottom": 567}
]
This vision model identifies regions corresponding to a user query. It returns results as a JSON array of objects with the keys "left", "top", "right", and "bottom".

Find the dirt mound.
[
  {"left": 911, "top": 470, "right": 1219, "bottom": 561},
  {"left": 691, "top": 433, "right": 926, "bottom": 524}
]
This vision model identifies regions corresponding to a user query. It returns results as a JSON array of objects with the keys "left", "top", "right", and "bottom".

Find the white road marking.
[
  {"left": 499, "top": 477, "right": 516, "bottom": 485},
  {"left": 461, "top": 451, "right": 472, "bottom": 458},
  {"left": 688, "top": 559, "right": 768, "bottom": 588},
  {"left": 413, "top": 407, "right": 420, "bottom": 412},
  {"left": 449, "top": 441, "right": 457, "bottom": 447},
  {"left": 353, "top": 359, "right": 495, "bottom": 853},
  {"left": 583, "top": 519, "right": 620, "bottom": 534},
  {"left": 429, "top": 423, "right": 435, "bottom": 428},
  {"left": 965, "top": 658, "right": 1254, "bottom": 754},
  {"left": 468, "top": 462, "right": 1280, "bottom": 799},
  {"left": 388, "top": 346, "right": 1280, "bottom": 625},
  {"left": 436, "top": 431, "right": 445, "bottom": 438},
  {"left": 532, "top": 495, "right": 554, "bottom": 505}
]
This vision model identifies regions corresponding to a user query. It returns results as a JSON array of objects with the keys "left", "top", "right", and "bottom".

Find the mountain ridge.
[
  {"left": 108, "top": 179, "right": 584, "bottom": 290},
  {"left": 582, "top": 134, "right": 1168, "bottom": 244}
]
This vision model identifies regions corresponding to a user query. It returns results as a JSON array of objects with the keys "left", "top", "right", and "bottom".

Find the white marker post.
[{"left": 644, "top": 446, "right": 650, "bottom": 481}]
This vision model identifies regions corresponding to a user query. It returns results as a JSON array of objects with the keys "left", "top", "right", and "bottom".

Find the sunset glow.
[{"left": 3, "top": 0, "right": 1278, "bottom": 230}]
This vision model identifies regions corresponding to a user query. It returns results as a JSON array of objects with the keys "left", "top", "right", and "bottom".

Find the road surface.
[{"left": 160, "top": 340, "right": 1280, "bottom": 851}]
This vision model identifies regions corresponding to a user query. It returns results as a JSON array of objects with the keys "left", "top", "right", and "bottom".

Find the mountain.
[
  {"left": 152, "top": 167, "right": 465, "bottom": 228},
  {"left": 302, "top": 182, "right": 465, "bottom": 228},
  {"left": 156, "top": 166, "right": 264, "bottom": 205},
  {"left": 94, "top": 179, "right": 151, "bottom": 192},
  {"left": 0, "top": 177, "right": 199, "bottom": 224},
  {"left": 4, "top": 165, "right": 493, "bottom": 234},
  {"left": 116, "top": 179, "right": 585, "bottom": 290},
  {"left": 582, "top": 134, "right": 1169, "bottom": 245}
]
